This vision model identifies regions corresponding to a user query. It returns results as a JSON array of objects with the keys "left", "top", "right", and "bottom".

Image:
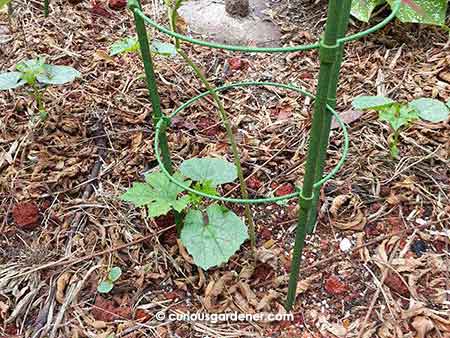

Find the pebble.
[{"left": 339, "top": 238, "right": 352, "bottom": 252}]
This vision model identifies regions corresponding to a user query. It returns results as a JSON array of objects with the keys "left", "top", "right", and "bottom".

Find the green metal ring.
[
  {"left": 131, "top": 0, "right": 401, "bottom": 53},
  {"left": 153, "top": 81, "right": 349, "bottom": 204}
]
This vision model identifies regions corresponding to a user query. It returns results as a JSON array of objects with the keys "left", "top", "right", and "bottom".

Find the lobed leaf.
[
  {"left": 37, "top": 65, "right": 81, "bottom": 85},
  {"left": 409, "top": 98, "right": 449, "bottom": 123},
  {"left": 0, "top": 72, "right": 26, "bottom": 90},
  {"left": 180, "top": 204, "right": 248, "bottom": 270},
  {"left": 386, "top": 0, "right": 448, "bottom": 26},
  {"left": 110, "top": 37, "right": 140, "bottom": 56},
  {"left": 378, "top": 103, "right": 418, "bottom": 131},
  {"left": 121, "top": 171, "right": 191, "bottom": 218},
  {"left": 16, "top": 58, "right": 46, "bottom": 85},
  {"left": 180, "top": 157, "right": 237, "bottom": 186},
  {"left": 351, "top": 0, "right": 385, "bottom": 22}
]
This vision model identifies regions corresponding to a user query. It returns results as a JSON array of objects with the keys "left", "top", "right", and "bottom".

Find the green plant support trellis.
[{"left": 128, "top": 0, "right": 401, "bottom": 310}]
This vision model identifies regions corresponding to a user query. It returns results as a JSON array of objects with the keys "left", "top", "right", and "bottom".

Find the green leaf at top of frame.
[
  {"left": 352, "top": 95, "right": 396, "bottom": 111},
  {"left": 378, "top": 103, "right": 419, "bottom": 131},
  {"left": 110, "top": 37, "right": 140, "bottom": 56},
  {"left": 180, "top": 204, "right": 248, "bottom": 270},
  {"left": 180, "top": 157, "right": 238, "bottom": 187},
  {"left": 151, "top": 41, "right": 177, "bottom": 57},
  {"left": 97, "top": 280, "right": 114, "bottom": 293},
  {"left": 386, "top": 0, "right": 448, "bottom": 26},
  {"left": 0, "top": 72, "right": 26, "bottom": 90},
  {"left": 121, "top": 171, "right": 191, "bottom": 218},
  {"left": 108, "top": 267, "right": 122, "bottom": 282},
  {"left": 37, "top": 65, "right": 81, "bottom": 85},
  {"left": 350, "top": 0, "right": 385, "bottom": 22},
  {"left": 408, "top": 98, "right": 450, "bottom": 123},
  {"left": 0, "top": 0, "right": 12, "bottom": 9}
]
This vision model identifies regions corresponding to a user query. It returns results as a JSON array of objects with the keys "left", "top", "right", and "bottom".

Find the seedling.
[
  {"left": 353, "top": 96, "right": 450, "bottom": 158},
  {"left": 121, "top": 157, "right": 249, "bottom": 270},
  {"left": 0, "top": 57, "right": 80, "bottom": 120},
  {"left": 97, "top": 267, "right": 122, "bottom": 293}
]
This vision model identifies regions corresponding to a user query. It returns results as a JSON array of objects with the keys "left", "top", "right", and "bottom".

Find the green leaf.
[
  {"left": 352, "top": 96, "right": 396, "bottom": 110},
  {"left": 110, "top": 37, "right": 140, "bottom": 56},
  {"left": 108, "top": 267, "right": 122, "bottom": 282},
  {"left": 351, "top": 0, "right": 385, "bottom": 22},
  {"left": 188, "top": 181, "right": 219, "bottom": 205},
  {"left": 37, "top": 65, "right": 80, "bottom": 85},
  {"left": 0, "top": 0, "right": 12, "bottom": 9},
  {"left": 39, "top": 110, "right": 48, "bottom": 121},
  {"left": 97, "top": 280, "right": 114, "bottom": 293},
  {"left": 16, "top": 57, "right": 46, "bottom": 85},
  {"left": 121, "top": 171, "right": 191, "bottom": 218},
  {"left": 386, "top": 0, "right": 448, "bottom": 25},
  {"left": 409, "top": 98, "right": 449, "bottom": 122},
  {"left": 180, "top": 204, "right": 248, "bottom": 270},
  {"left": 180, "top": 158, "right": 237, "bottom": 186},
  {"left": 121, "top": 182, "right": 155, "bottom": 207},
  {"left": 379, "top": 103, "right": 418, "bottom": 131},
  {"left": 151, "top": 41, "right": 177, "bottom": 57},
  {"left": 0, "top": 72, "right": 26, "bottom": 90}
]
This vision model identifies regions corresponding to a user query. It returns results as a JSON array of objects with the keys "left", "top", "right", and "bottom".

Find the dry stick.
[
  {"left": 168, "top": 6, "right": 257, "bottom": 254},
  {"left": 356, "top": 229, "right": 418, "bottom": 338},
  {"left": 14, "top": 225, "right": 175, "bottom": 278}
]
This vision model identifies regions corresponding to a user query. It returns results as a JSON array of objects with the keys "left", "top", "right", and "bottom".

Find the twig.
[{"left": 13, "top": 225, "right": 175, "bottom": 278}]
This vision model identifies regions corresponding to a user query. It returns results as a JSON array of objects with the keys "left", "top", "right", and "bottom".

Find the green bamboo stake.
[
  {"left": 306, "top": 0, "right": 353, "bottom": 233},
  {"left": 129, "top": 0, "right": 183, "bottom": 232},
  {"left": 44, "top": 0, "right": 49, "bottom": 17},
  {"left": 129, "top": 0, "right": 173, "bottom": 173},
  {"left": 285, "top": 0, "right": 352, "bottom": 310}
]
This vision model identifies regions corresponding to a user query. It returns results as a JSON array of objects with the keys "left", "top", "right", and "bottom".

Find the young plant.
[
  {"left": 121, "top": 157, "right": 249, "bottom": 270},
  {"left": 97, "top": 267, "right": 122, "bottom": 293},
  {"left": 353, "top": 95, "right": 450, "bottom": 158},
  {"left": 351, "top": 0, "right": 448, "bottom": 29},
  {"left": 0, "top": 57, "right": 80, "bottom": 120},
  {"left": 163, "top": 0, "right": 257, "bottom": 254}
]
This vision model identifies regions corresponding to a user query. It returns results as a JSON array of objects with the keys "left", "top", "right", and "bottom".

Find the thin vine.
[{"left": 165, "top": 0, "right": 256, "bottom": 254}]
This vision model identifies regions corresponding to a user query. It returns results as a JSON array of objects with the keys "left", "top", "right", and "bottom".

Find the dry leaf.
[
  {"left": 256, "top": 290, "right": 279, "bottom": 311},
  {"left": 356, "top": 232, "right": 370, "bottom": 262},
  {"left": 331, "top": 109, "right": 364, "bottom": 129},
  {"left": 333, "top": 209, "right": 366, "bottom": 231},
  {"left": 56, "top": 272, "right": 72, "bottom": 304},
  {"left": 411, "top": 316, "right": 434, "bottom": 338},
  {"left": 239, "top": 265, "right": 254, "bottom": 280},
  {"left": 330, "top": 194, "right": 351, "bottom": 217},
  {"left": 177, "top": 239, "right": 194, "bottom": 264},
  {"left": 204, "top": 272, "right": 234, "bottom": 310},
  {"left": 238, "top": 282, "right": 258, "bottom": 306}
]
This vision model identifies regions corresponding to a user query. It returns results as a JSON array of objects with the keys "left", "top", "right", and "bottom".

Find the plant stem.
[
  {"left": 168, "top": 7, "right": 256, "bottom": 255},
  {"left": 33, "top": 85, "right": 47, "bottom": 120}
]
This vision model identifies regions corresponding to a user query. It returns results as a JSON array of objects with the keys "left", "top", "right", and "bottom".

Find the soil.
[
  {"left": 11, "top": 202, "right": 40, "bottom": 230},
  {"left": 0, "top": 0, "right": 449, "bottom": 337}
]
